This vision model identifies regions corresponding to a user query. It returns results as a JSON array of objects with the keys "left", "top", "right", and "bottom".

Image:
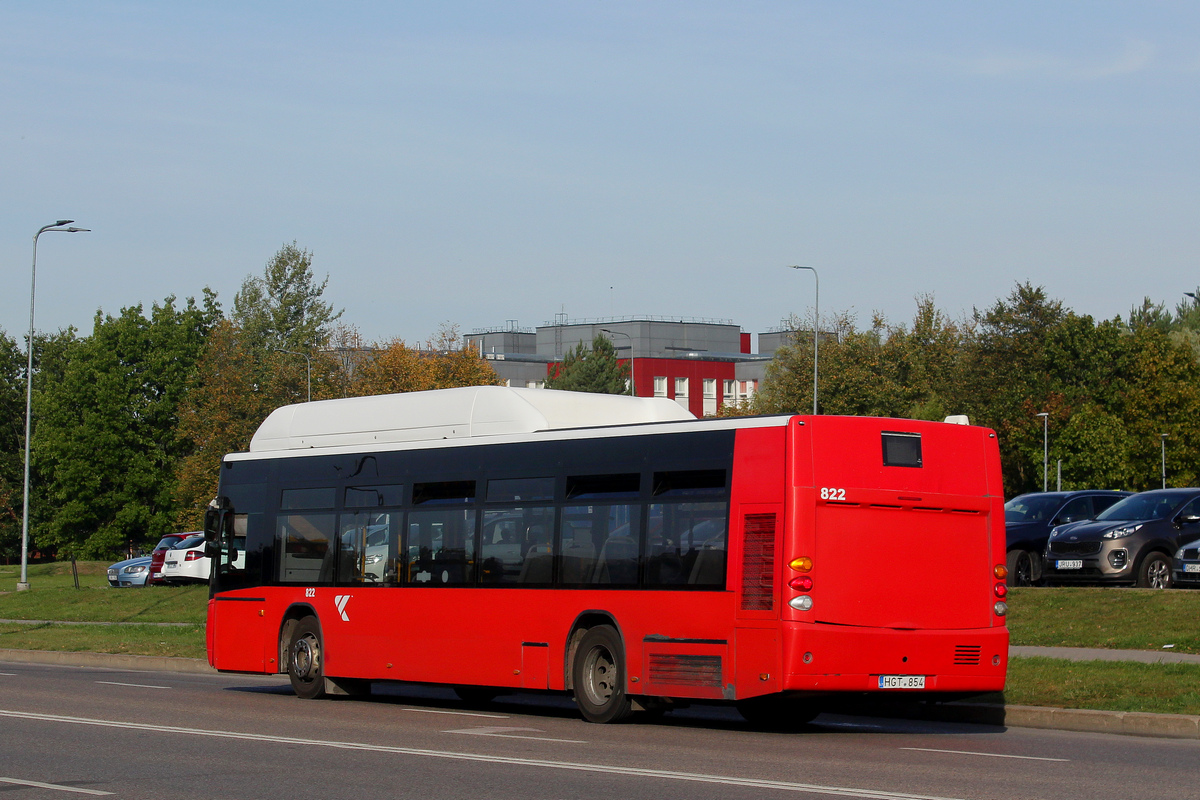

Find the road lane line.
[
  {"left": 901, "top": 747, "right": 1069, "bottom": 762},
  {"left": 400, "top": 707, "right": 509, "bottom": 718},
  {"left": 0, "top": 777, "right": 113, "bottom": 795},
  {"left": 94, "top": 681, "right": 170, "bottom": 690},
  {"left": 445, "top": 726, "right": 586, "bottom": 744},
  {"left": 0, "top": 708, "right": 974, "bottom": 800},
  {"left": 0, "top": 672, "right": 17, "bottom": 676}
]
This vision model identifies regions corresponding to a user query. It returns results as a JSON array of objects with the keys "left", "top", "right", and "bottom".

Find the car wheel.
[
  {"left": 1006, "top": 550, "right": 1033, "bottom": 587},
  {"left": 572, "top": 625, "right": 633, "bottom": 723},
  {"left": 287, "top": 616, "right": 327, "bottom": 699},
  {"left": 1136, "top": 553, "right": 1172, "bottom": 589}
]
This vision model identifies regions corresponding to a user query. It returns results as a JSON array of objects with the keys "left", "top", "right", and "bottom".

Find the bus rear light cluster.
[
  {"left": 789, "top": 596, "right": 814, "bottom": 611},
  {"left": 788, "top": 575, "right": 814, "bottom": 591},
  {"left": 789, "top": 556, "right": 813, "bottom": 572}
]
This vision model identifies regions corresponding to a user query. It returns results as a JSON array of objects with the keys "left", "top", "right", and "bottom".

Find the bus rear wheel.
[
  {"left": 572, "top": 625, "right": 633, "bottom": 724},
  {"left": 287, "top": 616, "right": 326, "bottom": 700}
]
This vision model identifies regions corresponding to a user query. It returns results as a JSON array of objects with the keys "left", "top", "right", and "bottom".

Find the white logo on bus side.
[
  {"left": 820, "top": 487, "right": 846, "bottom": 501},
  {"left": 334, "top": 594, "right": 352, "bottom": 622}
]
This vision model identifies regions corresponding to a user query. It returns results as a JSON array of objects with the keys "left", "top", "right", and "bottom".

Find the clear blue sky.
[{"left": 3, "top": 2, "right": 1198, "bottom": 347}]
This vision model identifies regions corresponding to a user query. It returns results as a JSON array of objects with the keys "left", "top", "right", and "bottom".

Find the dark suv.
[
  {"left": 1004, "top": 491, "right": 1130, "bottom": 586},
  {"left": 1044, "top": 488, "right": 1200, "bottom": 589}
]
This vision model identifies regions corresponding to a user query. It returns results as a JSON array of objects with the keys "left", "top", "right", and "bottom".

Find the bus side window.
[
  {"left": 278, "top": 513, "right": 337, "bottom": 584},
  {"left": 338, "top": 511, "right": 395, "bottom": 586},
  {"left": 407, "top": 509, "right": 476, "bottom": 585},
  {"left": 645, "top": 501, "right": 728, "bottom": 588}
]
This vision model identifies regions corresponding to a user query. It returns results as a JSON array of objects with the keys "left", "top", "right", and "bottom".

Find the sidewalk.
[{"left": 2, "top": 645, "right": 1199, "bottom": 739}]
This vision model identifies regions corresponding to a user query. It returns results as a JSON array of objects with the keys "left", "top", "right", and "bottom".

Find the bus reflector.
[
  {"left": 788, "top": 576, "right": 814, "bottom": 591},
  {"left": 788, "top": 556, "right": 813, "bottom": 572},
  {"left": 788, "top": 595, "right": 813, "bottom": 611}
]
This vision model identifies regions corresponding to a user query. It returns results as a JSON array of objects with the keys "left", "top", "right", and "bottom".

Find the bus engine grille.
[
  {"left": 953, "top": 645, "right": 982, "bottom": 665},
  {"left": 648, "top": 654, "right": 723, "bottom": 687},
  {"left": 741, "top": 513, "right": 777, "bottom": 611}
]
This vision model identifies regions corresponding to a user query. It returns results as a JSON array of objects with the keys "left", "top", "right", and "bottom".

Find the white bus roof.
[{"left": 249, "top": 385, "right": 697, "bottom": 453}]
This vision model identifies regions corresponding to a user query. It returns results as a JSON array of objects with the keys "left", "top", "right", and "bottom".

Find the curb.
[{"left": 2, "top": 649, "right": 1197, "bottom": 739}]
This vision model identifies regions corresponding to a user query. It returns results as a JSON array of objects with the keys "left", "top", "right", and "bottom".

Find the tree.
[
  {"left": 232, "top": 242, "right": 342, "bottom": 353},
  {"left": 0, "top": 330, "right": 26, "bottom": 561},
  {"left": 350, "top": 324, "right": 499, "bottom": 397},
  {"left": 544, "top": 335, "right": 630, "bottom": 394},
  {"left": 35, "top": 296, "right": 217, "bottom": 557}
]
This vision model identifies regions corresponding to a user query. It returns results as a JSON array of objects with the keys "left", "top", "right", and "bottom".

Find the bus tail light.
[
  {"left": 994, "top": 601, "right": 1008, "bottom": 616},
  {"left": 994, "top": 564, "right": 1008, "bottom": 580},
  {"left": 789, "top": 596, "right": 813, "bottom": 611},
  {"left": 994, "top": 583, "right": 1007, "bottom": 599},
  {"left": 789, "top": 556, "right": 813, "bottom": 572},
  {"left": 788, "top": 576, "right": 814, "bottom": 591}
]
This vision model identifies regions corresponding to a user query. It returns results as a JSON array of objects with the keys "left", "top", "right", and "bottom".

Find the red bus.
[{"left": 204, "top": 386, "right": 1008, "bottom": 725}]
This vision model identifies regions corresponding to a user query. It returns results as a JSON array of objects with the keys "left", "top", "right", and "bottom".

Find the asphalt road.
[{"left": 0, "top": 659, "right": 1196, "bottom": 800}]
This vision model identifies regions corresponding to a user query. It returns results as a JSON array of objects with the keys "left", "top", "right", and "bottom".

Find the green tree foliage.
[
  {"left": 34, "top": 296, "right": 218, "bottom": 558},
  {"left": 0, "top": 330, "right": 26, "bottom": 561},
  {"left": 755, "top": 283, "right": 1200, "bottom": 497},
  {"left": 232, "top": 242, "right": 342, "bottom": 353},
  {"left": 544, "top": 335, "right": 630, "bottom": 394}
]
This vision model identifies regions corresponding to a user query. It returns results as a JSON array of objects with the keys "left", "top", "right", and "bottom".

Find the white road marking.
[
  {"left": 400, "top": 707, "right": 509, "bottom": 719},
  {"left": 0, "top": 672, "right": 17, "bottom": 676},
  {"left": 94, "top": 681, "right": 170, "bottom": 690},
  {"left": 445, "top": 726, "right": 586, "bottom": 744},
  {"left": 0, "top": 777, "right": 113, "bottom": 795},
  {"left": 0, "top": 708, "right": 974, "bottom": 800},
  {"left": 901, "top": 747, "right": 1069, "bottom": 762}
]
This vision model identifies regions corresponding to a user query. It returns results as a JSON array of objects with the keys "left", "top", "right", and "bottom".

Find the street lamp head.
[
  {"left": 1187, "top": 293, "right": 1198, "bottom": 301},
  {"left": 64, "top": 227, "right": 90, "bottom": 233},
  {"left": 1035, "top": 412, "right": 1049, "bottom": 418},
  {"left": 55, "top": 219, "right": 74, "bottom": 226}
]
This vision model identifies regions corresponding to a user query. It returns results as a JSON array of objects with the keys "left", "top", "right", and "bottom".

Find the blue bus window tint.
[
  {"left": 413, "top": 481, "right": 475, "bottom": 505},
  {"left": 652, "top": 469, "right": 727, "bottom": 497},
  {"left": 407, "top": 508, "right": 476, "bottom": 585},
  {"left": 565, "top": 474, "right": 640, "bottom": 500},
  {"left": 486, "top": 477, "right": 555, "bottom": 503},
  {"left": 345, "top": 484, "right": 404, "bottom": 508},
  {"left": 338, "top": 511, "right": 396, "bottom": 585},
  {"left": 278, "top": 513, "right": 337, "bottom": 584},
  {"left": 882, "top": 432, "right": 922, "bottom": 468},
  {"left": 281, "top": 487, "right": 336, "bottom": 510},
  {"left": 645, "top": 502, "right": 728, "bottom": 588},
  {"left": 559, "top": 504, "right": 639, "bottom": 585},
  {"left": 480, "top": 507, "right": 556, "bottom": 584}
]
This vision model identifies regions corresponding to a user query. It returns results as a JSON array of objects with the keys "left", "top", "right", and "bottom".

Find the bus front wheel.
[
  {"left": 287, "top": 616, "right": 327, "bottom": 700},
  {"left": 572, "top": 625, "right": 633, "bottom": 724}
]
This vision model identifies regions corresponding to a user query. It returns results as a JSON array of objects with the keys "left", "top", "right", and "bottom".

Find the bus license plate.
[
  {"left": 1056, "top": 560, "right": 1083, "bottom": 570},
  {"left": 1184, "top": 564, "right": 1200, "bottom": 574},
  {"left": 878, "top": 675, "right": 925, "bottom": 689}
]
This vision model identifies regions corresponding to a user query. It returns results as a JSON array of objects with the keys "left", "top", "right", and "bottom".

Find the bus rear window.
[{"left": 882, "top": 432, "right": 922, "bottom": 468}]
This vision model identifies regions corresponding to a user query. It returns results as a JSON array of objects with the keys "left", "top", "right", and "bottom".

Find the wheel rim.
[
  {"left": 1148, "top": 559, "right": 1169, "bottom": 589},
  {"left": 1016, "top": 553, "right": 1032, "bottom": 585},
  {"left": 291, "top": 633, "right": 321, "bottom": 682},
  {"left": 582, "top": 645, "right": 616, "bottom": 707}
]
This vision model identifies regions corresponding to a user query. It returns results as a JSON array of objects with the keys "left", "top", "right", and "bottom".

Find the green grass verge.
[
  {"left": 1007, "top": 587, "right": 1200, "bottom": 653},
  {"left": 0, "top": 621, "right": 206, "bottom": 659},
  {"left": 1003, "top": 656, "right": 1200, "bottom": 716},
  {"left": 0, "top": 561, "right": 111, "bottom": 592}
]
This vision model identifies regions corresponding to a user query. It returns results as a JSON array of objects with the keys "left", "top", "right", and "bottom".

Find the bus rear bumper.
[{"left": 779, "top": 621, "right": 1008, "bottom": 694}]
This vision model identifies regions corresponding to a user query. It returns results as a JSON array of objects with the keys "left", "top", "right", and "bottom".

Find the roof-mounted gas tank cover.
[{"left": 249, "top": 385, "right": 696, "bottom": 452}]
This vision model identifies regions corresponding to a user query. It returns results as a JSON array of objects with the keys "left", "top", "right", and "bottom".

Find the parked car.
[
  {"left": 1044, "top": 488, "right": 1200, "bottom": 588},
  {"left": 107, "top": 555, "right": 152, "bottom": 587},
  {"left": 1004, "top": 491, "right": 1130, "bottom": 586},
  {"left": 161, "top": 534, "right": 209, "bottom": 584},
  {"left": 147, "top": 532, "right": 200, "bottom": 585},
  {"left": 1173, "top": 537, "right": 1200, "bottom": 588}
]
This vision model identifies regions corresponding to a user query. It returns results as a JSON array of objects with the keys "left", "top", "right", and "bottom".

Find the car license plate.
[
  {"left": 878, "top": 675, "right": 925, "bottom": 689},
  {"left": 1184, "top": 564, "right": 1200, "bottom": 574},
  {"left": 1055, "top": 559, "right": 1083, "bottom": 570}
]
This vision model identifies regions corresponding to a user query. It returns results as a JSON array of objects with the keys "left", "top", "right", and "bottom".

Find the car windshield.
[
  {"left": 1096, "top": 493, "right": 1182, "bottom": 522},
  {"left": 1004, "top": 495, "right": 1064, "bottom": 523}
]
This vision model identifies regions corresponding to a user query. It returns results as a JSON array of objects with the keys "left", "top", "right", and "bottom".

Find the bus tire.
[
  {"left": 287, "top": 616, "right": 327, "bottom": 699},
  {"left": 736, "top": 695, "right": 820, "bottom": 730},
  {"left": 572, "top": 625, "right": 634, "bottom": 724}
]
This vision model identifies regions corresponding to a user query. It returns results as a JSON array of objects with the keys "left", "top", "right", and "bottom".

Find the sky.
[{"left": 3, "top": 2, "right": 1199, "bottom": 348}]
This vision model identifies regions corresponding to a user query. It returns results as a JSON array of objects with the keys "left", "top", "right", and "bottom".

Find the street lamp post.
[
  {"left": 274, "top": 348, "right": 312, "bottom": 402},
  {"left": 1161, "top": 433, "right": 1169, "bottom": 489},
  {"left": 20, "top": 220, "right": 90, "bottom": 591},
  {"left": 787, "top": 265, "right": 819, "bottom": 415},
  {"left": 599, "top": 328, "right": 634, "bottom": 396},
  {"left": 1035, "top": 412, "right": 1049, "bottom": 492}
]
